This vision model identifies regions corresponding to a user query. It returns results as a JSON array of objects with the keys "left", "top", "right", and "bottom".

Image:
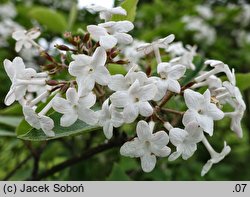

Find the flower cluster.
[{"left": 3, "top": 3, "right": 246, "bottom": 177}]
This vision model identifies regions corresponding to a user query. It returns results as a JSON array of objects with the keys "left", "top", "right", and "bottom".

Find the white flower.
[
  {"left": 217, "top": 81, "right": 246, "bottom": 138},
  {"left": 167, "top": 42, "right": 187, "bottom": 57},
  {"left": 120, "top": 120, "right": 171, "bottom": 172},
  {"left": 192, "top": 74, "right": 222, "bottom": 93},
  {"left": 87, "top": 21, "right": 134, "bottom": 49},
  {"left": 182, "top": 16, "right": 216, "bottom": 45},
  {"left": 136, "top": 34, "right": 175, "bottom": 55},
  {"left": 23, "top": 106, "right": 55, "bottom": 137},
  {"left": 3, "top": 57, "right": 47, "bottom": 106},
  {"left": 201, "top": 139, "right": 231, "bottom": 176},
  {"left": 110, "top": 79, "right": 157, "bottom": 123},
  {"left": 183, "top": 89, "right": 224, "bottom": 136},
  {"left": 52, "top": 88, "right": 98, "bottom": 127},
  {"left": 98, "top": 99, "right": 123, "bottom": 139},
  {"left": 12, "top": 28, "right": 41, "bottom": 52},
  {"left": 108, "top": 64, "right": 148, "bottom": 91},
  {"left": 122, "top": 40, "right": 146, "bottom": 64},
  {"left": 0, "top": 3, "right": 16, "bottom": 19},
  {"left": 69, "top": 47, "right": 110, "bottom": 90},
  {"left": 85, "top": 4, "right": 126, "bottom": 21},
  {"left": 195, "top": 60, "right": 235, "bottom": 84},
  {"left": 170, "top": 45, "right": 197, "bottom": 70},
  {"left": 169, "top": 121, "right": 204, "bottom": 161},
  {"left": 151, "top": 62, "right": 186, "bottom": 101},
  {"left": 196, "top": 5, "right": 213, "bottom": 20}
]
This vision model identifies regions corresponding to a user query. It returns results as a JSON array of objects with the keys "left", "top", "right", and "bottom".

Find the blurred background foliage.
[{"left": 0, "top": 0, "right": 250, "bottom": 181}]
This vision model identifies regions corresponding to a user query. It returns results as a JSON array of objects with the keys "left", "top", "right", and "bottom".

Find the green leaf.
[
  {"left": 111, "top": 0, "right": 139, "bottom": 22},
  {"left": 108, "top": 64, "right": 127, "bottom": 75},
  {"left": 17, "top": 112, "right": 100, "bottom": 141},
  {"left": 15, "top": 118, "right": 32, "bottom": 136},
  {"left": 106, "top": 163, "right": 131, "bottom": 181},
  {"left": 0, "top": 104, "right": 23, "bottom": 116},
  {"left": 0, "top": 129, "right": 16, "bottom": 137},
  {"left": 29, "top": 7, "right": 67, "bottom": 33},
  {"left": 235, "top": 73, "right": 250, "bottom": 91},
  {"left": 0, "top": 116, "right": 22, "bottom": 128},
  {"left": 68, "top": 3, "right": 78, "bottom": 30},
  {"left": 181, "top": 55, "right": 205, "bottom": 85}
]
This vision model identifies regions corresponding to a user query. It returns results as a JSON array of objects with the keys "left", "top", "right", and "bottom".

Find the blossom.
[
  {"left": 23, "top": 105, "right": 55, "bottom": 137},
  {"left": 0, "top": 3, "right": 16, "bottom": 19},
  {"left": 151, "top": 62, "right": 186, "bottom": 101},
  {"left": 167, "top": 42, "right": 187, "bottom": 57},
  {"left": 195, "top": 5, "right": 213, "bottom": 20},
  {"left": 201, "top": 139, "right": 231, "bottom": 176},
  {"left": 3, "top": 57, "right": 47, "bottom": 106},
  {"left": 12, "top": 28, "right": 41, "bottom": 52},
  {"left": 136, "top": 34, "right": 175, "bottom": 55},
  {"left": 183, "top": 89, "right": 224, "bottom": 136},
  {"left": 52, "top": 88, "right": 98, "bottom": 127},
  {"left": 170, "top": 45, "right": 197, "bottom": 70},
  {"left": 108, "top": 64, "right": 148, "bottom": 91},
  {"left": 69, "top": 47, "right": 110, "bottom": 90},
  {"left": 98, "top": 99, "right": 123, "bottom": 139},
  {"left": 87, "top": 21, "right": 134, "bottom": 49},
  {"left": 217, "top": 81, "right": 246, "bottom": 138},
  {"left": 195, "top": 60, "right": 235, "bottom": 84},
  {"left": 85, "top": 4, "right": 126, "bottom": 21},
  {"left": 122, "top": 40, "right": 146, "bottom": 64},
  {"left": 192, "top": 74, "right": 222, "bottom": 93},
  {"left": 168, "top": 121, "right": 204, "bottom": 161},
  {"left": 120, "top": 121, "right": 171, "bottom": 172},
  {"left": 110, "top": 80, "right": 157, "bottom": 123},
  {"left": 182, "top": 16, "right": 216, "bottom": 45}
]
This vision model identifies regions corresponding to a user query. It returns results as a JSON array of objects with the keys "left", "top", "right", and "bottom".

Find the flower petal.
[
  {"left": 197, "top": 115, "right": 214, "bottom": 136},
  {"left": 138, "top": 101, "right": 153, "bottom": 117},
  {"left": 93, "top": 66, "right": 110, "bottom": 85},
  {"left": 100, "top": 35, "right": 117, "bottom": 49},
  {"left": 87, "top": 25, "right": 107, "bottom": 41},
  {"left": 52, "top": 97, "right": 73, "bottom": 114},
  {"left": 123, "top": 103, "right": 139, "bottom": 123},
  {"left": 60, "top": 113, "right": 78, "bottom": 127},
  {"left": 169, "top": 128, "right": 187, "bottom": 146},
  {"left": 184, "top": 89, "right": 204, "bottom": 110},
  {"left": 114, "top": 33, "right": 133, "bottom": 44},
  {"left": 110, "top": 91, "right": 130, "bottom": 107},
  {"left": 108, "top": 74, "right": 127, "bottom": 91},
  {"left": 167, "top": 79, "right": 181, "bottom": 93},
  {"left": 78, "top": 92, "right": 96, "bottom": 108},
  {"left": 140, "top": 153, "right": 156, "bottom": 172},
  {"left": 92, "top": 47, "right": 107, "bottom": 68},
  {"left": 136, "top": 120, "right": 151, "bottom": 141},
  {"left": 103, "top": 121, "right": 113, "bottom": 139},
  {"left": 120, "top": 138, "right": 145, "bottom": 157},
  {"left": 151, "top": 146, "right": 171, "bottom": 157},
  {"left": 66, "top": 88, "right": 79, "bottom": 105},
  {"left": 78, "top": 108, "right": 98, "bottom": 125},
  {"left": 182, "top": 144, "right": 197, "bottom": 160},
  {"left": 151, "top": 130, "right": 169, "bottom": 148}
]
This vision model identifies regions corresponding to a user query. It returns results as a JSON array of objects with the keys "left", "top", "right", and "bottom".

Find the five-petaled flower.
[
  {"left": 110, "top": 79, "right": 157, "bottom": 123},
  {"left": 12, "top": 28, "right": 41, "bottom": 52},
  {"left": 120, "top": 120, "right": 171, "bottom": 172},
  {"left": 87, "top": 20, "right": 134, "bottom": 49},
  {"left": 98, "top": 99, "right": 123, "bottom": 139},
  {"left": 52, "top": 88, "right": 98, "bottom": 127},
  {"left": 152, "top": 62, "right": 186, "bottom": 101},
  {"left": 169, "top": 121, "right": 204, "bottom": 161},
  {"left": 183, "top": 89, "right": 224, "bottom": 136},
  {"left": 69, "top": 47, "right": 110, "bottom": 91}
]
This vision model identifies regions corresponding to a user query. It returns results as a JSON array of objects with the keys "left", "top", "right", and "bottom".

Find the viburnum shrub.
[{"left": 3, "top": 4, "right": 246, "bottom": 176}]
